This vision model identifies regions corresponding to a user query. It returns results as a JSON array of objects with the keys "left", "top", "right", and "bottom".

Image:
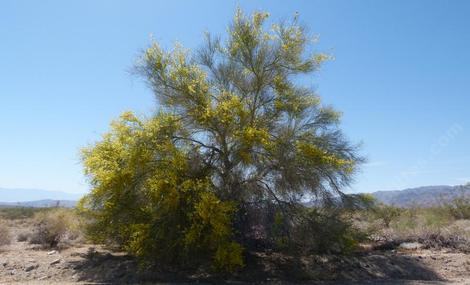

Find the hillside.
[
  {"left": 0, "top": 199, "right": 77, "bottom": 208},
  {"left": 0, "top": 188, "right": 83, "bottom": 203},
  {"left": 372, "top": 185, "right": 470, "bottom": 207}
]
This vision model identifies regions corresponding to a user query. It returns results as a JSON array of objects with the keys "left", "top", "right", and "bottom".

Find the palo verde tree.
[{"left": 80, "top": 9, "right": 362, "bottom": 272}]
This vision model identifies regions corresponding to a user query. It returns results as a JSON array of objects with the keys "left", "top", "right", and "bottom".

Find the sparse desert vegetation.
[
  {"left": 360, "top": 192, "right": 470, "bottom": 254},
  {"left": 77, "top": 8, "right": 364, "bottom": 273},
  {"left": 0, "top": 219, "right": 12, "bottom": 248},
  {"left": 2, "top": 192, "right": 470, "bottom": 283},
  {"left": 1, "top": 3, "right": 469, "bottom": 285},
  {"left": 0, "top": 207, "right": 49, "bottom": 220}
]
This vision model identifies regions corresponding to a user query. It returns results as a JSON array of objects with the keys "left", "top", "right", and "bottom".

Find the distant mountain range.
[
  {"left": 1, "top": 185, "right": 469, "bottom": 209},
  {"left": 0, "top": 188, "right": 84, "bottom": 208},
  {"left": 0, "top": 199, "right": 77, "bottom": 208},
  {"left": 371, "top": 185, "right": 470, "bottom": 207}
]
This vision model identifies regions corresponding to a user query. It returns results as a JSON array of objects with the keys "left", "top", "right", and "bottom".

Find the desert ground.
[{"left": 2, "top": 217, "right": 470, "bottom": 285}]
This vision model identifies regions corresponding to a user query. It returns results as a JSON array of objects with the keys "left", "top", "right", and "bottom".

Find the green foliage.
[
  {"left": 354, "top": 193, "right": 377, "bottom": 209},
  {"left": 0, "top": 207, "right": 49, "bottom": 220},
  {"left": 81, "top": 9, "right": 362, "bottom": 271},
  {"left": 79, "top": 113, "right": 242, "bottom": 271},
  {"left": 371, "top": 204, "right": 402, "bottom": 228},
  {"left": 365, "top": 204, "right": 459, "bottom": 243},
  {"left": 290, "top": 206, "right": 366, "bottom": 254},
  {"left": 442, "top": 189, "right": 470, "bottom": 220}
]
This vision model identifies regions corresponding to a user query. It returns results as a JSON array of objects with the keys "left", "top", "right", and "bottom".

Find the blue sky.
[{"left": 0, "top": 0, "right": 468, "bottom": 194}]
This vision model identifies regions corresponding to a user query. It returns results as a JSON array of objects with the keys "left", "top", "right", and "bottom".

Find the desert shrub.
[
  {"left": 392, "top": 207, "right": 419, "bottom": 233},
  {"left": 80, "top": 9, "right": 363, "bottom": 272},
  {"left": 371, "top": 204, "right": 402, "bottom": 228},
  {"left": 233, "top": 201, "right": 366, "bottom": 254},
  {"left": 394, "top": 204, "right": 444, "bottom": 229},
  {"left": 421, "top": 207, "right": 452, "bottom": 228},
  {"left": 290, "top": 206, "right": 366, "bottom": 254},
  {"left": 448, "top": 219, "right": 470, "bottom": 238},
  {"left": 79, "top": 164, "right": 244, "bottom": 271},
  {"left": 17, "top": 231, "right": 31, "bottom": 242},
  {"left": 417, "top": 231, "right": 470, "bottom": 252},
  {"left": 359, "top": 190, "right": 470, "bottom": 252},
  {"left": 30, "top": 208, "right": 81, "bottom": 248},
  {"left": 0, "top": 207, "right": 49, "bottom": 220},
  {"left": 0, "top": 220, "right": 11, "bottom": 247},
  {"left": 367, "top": 204, "right": 465, "bottom": 251},
  {"left": 443, "top": 195, "right": 470, "bottom": 220}
]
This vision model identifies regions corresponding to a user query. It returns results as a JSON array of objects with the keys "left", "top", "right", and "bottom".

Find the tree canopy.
[{"left": 80, "top": 9, "right": 362, "bottom": 271}]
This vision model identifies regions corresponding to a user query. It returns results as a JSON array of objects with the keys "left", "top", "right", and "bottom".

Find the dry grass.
[
  {"left": 0, "top": 219, "right": 12, "bottom": 247},
  {"left": 30, "top": 208, "right": 82, "bottom": 248},
  {"left": 361, "top": 203, "right": 470, "bottom": 252}
]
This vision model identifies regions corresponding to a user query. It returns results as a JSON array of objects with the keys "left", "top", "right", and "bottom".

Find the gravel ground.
[{"left": 2, "top": 222, "right": 470, "bottom": 284}]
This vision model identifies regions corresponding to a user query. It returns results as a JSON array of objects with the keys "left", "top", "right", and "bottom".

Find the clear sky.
[{"left": 0, "top": 0, "right": 468, "bottom": 194}]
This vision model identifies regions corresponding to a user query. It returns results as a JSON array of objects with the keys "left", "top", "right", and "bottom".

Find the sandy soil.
[{"left": 2, "top": 223, "right": 470, "bottom": 284}]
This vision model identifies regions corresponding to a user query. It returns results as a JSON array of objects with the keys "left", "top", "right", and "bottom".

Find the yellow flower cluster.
[{"left": 296, "top": 141, "right": 355, "bottom": 174}]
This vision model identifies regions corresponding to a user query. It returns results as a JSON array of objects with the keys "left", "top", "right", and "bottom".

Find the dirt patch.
[{"left": 2, "top": 222, "right": 470, "bottom": 284}]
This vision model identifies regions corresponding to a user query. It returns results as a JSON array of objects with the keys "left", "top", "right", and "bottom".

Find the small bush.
[
  {"left": 0, "top": 220, "right": 12, "bottom": 247},
  {"left": 17, "top": 231, "right": 31, "bottom": 242},
  {"left": 30, "top": 209, "right": 81, "bottom": 248},
  {"left": 371, "top": 204, "right": 402, "bottom": 228},
  {"left": 444, "top": 196, "right": 470, "bottom": 220},
  {"left": 290, "top": 207, "right": 366, "bottom": 254}
]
